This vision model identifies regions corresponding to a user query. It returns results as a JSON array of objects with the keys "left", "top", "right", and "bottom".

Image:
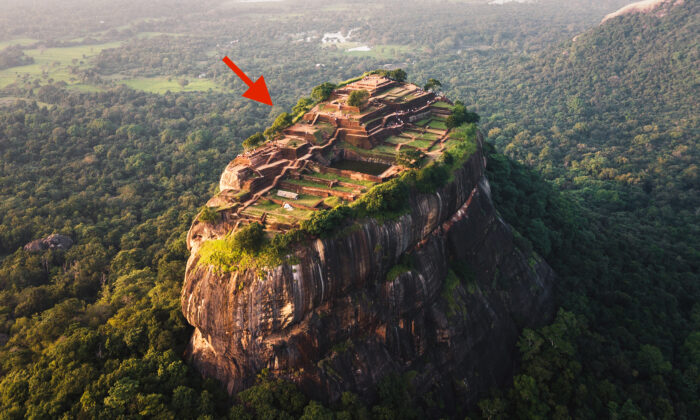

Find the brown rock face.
[
  {"left": 181, "top": 134, "right": 555, "bottom": 408},
  {"left": 23, "top": 234, "right": 73, "bottom": 252}
]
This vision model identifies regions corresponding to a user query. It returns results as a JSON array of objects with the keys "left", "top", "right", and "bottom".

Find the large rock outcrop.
[
  {"left": 23, "top": 234, "right": 73, "bottom": 252},
  {"left": 181, "top": 133, "right": 555, "bottom": 408}
]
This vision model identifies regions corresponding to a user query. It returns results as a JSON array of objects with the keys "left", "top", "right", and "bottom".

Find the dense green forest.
[{"left": 0, "top": 0, "right": 698, "bottom": 418}]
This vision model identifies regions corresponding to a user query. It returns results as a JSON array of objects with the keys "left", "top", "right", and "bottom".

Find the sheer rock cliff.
[{"left": 181, "top": 133, "right": 556, "bottom": 406}]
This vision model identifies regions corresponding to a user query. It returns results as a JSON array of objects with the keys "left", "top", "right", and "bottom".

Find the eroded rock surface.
[
  {"left": 181, "top": 134, "right": 555, "bottom": 408},
  {"left": 23, "top": 234, "right": 73, "bottom": 252}
]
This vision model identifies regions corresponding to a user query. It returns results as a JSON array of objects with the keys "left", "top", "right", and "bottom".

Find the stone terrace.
[{"left": 199, "top": 75, "right": 458, "bottom": 235}]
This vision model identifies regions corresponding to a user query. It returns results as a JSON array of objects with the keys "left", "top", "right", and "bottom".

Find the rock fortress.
[
  {"left": 181, "top": 72, "right": 555, "bottom": 407},
  {"left": 188, "top": 73, "right": 456, "bottom": 247}
]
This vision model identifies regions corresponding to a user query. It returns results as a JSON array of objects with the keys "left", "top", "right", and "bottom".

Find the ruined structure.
[
  {"left": 182, "top": 74, "right": 556, "bottom": 412},
  {"left": 189, "top": 74, "right": 455, "bottom": 247}
]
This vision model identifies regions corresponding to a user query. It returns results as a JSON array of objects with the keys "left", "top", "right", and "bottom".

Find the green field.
[
  {"left": 0, "top": 42, "right": 122, "bottom": 89},
  {"left": 372, "top": 144, "right": 398, "bottom": 156},
  {"left": 0, "top": 37, "right": 225, "bottom": 94},
  {"left": 426, "top": 119, "right": 447, "bottom": 130},
  {"left": 243, "top": 202, "right": 312, "bottom": 224},
  {"left": 285, "top": 178, "right": 355, "bottom": 193},
  {"left": 415, "top": 118, "right": 430, "bottom": 126},
  {"left": 121, "top": 77, "right": 226, "bottom": 94},
  {"left": 385, "top": 135, "right": 411, "bottom": 145},
  {"left": 408, "top": 139, "right": 433, "bottom": 149},
  {"left": 309, "top": 171, "right": 376, "bottom": 188},
  {"left": 428, "top": 143, "right": 443, "bottom": 153},
  {"left": 432, "top": 101, "right": 452, "bottom": 109},
  {"left": 0, "top": 38, "right": 38, "bottom": 49},
  {"left": 419, "top": 132, "right": 441, "bottom": 141}
]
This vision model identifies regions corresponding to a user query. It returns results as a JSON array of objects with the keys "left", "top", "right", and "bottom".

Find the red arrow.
[{"left": 222, "top": 56, "right": 273, "bottom": 106}]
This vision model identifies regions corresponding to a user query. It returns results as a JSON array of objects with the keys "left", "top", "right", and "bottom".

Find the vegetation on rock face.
[
  {"left": 423, "top": 78, "right": 442, "bottom": 92},
  {"left": 291, "top": 96, "right": 314, "bottom": 121},
  {"left": 311, "top": 82, "right": 336, "bottom": 102},
  {"left": 263, "top": 112, "right": 293, "bottom": 140},
  {"left": 446, "top": 101, "right": 480, "bottom": 128},
  {"left": 197, "top": 119, "right": 478, "bottom": 272},
  {"left": 347, "top": 89, "right": 369, "bottom": 107},
  {"left": 197, "top": 206, "right": 220, "bottom": 223},
  {"left": 197, "top": 224, "right": 304, "bottom": 273},
  {"left": 242, "top": 132, "right": 265, "bottom": 150},
  {"left": 195, "top": 73, "right": 480, "bottom": 274},
  {"left": 376, "top": 68, "right": 408, "bottom": 83},
  {"left": 395, "top": 148, "right": 425, "bottom": 168}
]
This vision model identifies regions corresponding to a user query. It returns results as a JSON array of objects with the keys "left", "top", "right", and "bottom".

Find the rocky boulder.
[{"left": 24, "top": 234, "right": 73, "bottom": 252}]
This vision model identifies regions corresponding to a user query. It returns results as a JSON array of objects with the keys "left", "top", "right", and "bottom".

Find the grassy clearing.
[
  {"left": 415, "top": 118, "right": 430, "bottom": 127},
  {"left": 243, "top": 200, "right": 314, "bottom": 223},
  {"left": 408, "top": 139, "right": 433, "bottom": 149},
  {"left": 0, "top": 42, "right": 122, "bottom": 88},
  {"left": 418, "top": 132, "right": 441, "bottom": 141},
  {"left": 428, "top": 143, "right": 443, "bottom": 153},
  {"left": 0, "top": 38, "right": 38, "bottom": 49},
  {"left": 432, "top": 101, "right": 452, "bottom": 109},
  {"left": 0, "top": 38, "right": 222, "bottom": 94},
  {"left": 121, "top": 77, "right": 226, "bottom": 94},
  {"left": 285, "top": 178, "right": 355, "bottom": 193},
  {"left": 310, "top": 171, "right": 376, "bottom": 188},
  {"left": 320, "top": 3, "right": 383, "bottom": 12},
  {"left": 403, "top": 129, "right": 423, "bottom": 138},
  {"left": 373, "top": 144, "right": 398, "bottom": 156},
  {"left": 323, "top": 196, "right": 345, "bottom": 207},
  {"left": 427, "top": 120, "right": 447, "bottom": 130},
  {"left": 385, "top": 136, "right": 411, "bottom": 145}
]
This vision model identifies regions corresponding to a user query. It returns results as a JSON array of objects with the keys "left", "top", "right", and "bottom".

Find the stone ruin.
[{"left": 189, "top": 74, "right": 457, "bottom": 246}]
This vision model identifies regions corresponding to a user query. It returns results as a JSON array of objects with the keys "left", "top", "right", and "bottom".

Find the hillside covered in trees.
[{"left": 0, "top": 0, "right": 697, "bottom": 418}]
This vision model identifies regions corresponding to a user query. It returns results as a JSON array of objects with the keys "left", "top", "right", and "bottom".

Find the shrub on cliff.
[
  {"left": 375, "top": 68, "right": 408, "bottom": 82},
  {"left": 396, "top": 148, "right": 425, "bottom": 168},
  {"left": 347, "top": 90, "right": 369, "bottom": 107},
  {"left": 311, "top": 82, "right": 336, "bottom": 102},
  {"left": 263, "top": 112, "right": 293, "bottom": 139},
  {"left": 301, "top": 205, "right": 352, "bottom": 237},
  {"left": 198, "top": 206, "right": 219, "bottom": 223},
  {"left": 410, "top": 162, "right": 450, "bottom": 193},
  {"left": 197, "top": 224, "right": 307, "bottom": 273},
  {"left": 233, "top": 222, "right": 265, "bottom": 252},
  {"left": 423, "top": 78, "right": 442, "bottom": 92},
  {"left": 353, "top": 178, "right": 409, "bottom": 217},
  {"left": 446, "top": 123, "right": 478, "bottom": 164},
  {"left": 198, "top": 223, "right": 268, "bottom": 272},
  {"left": 242, "top": 132, "right": 265, "bottom": 150},
  {"left": 292, "top": 97, "right": 314, "bottom": 120},
  {"left": 446, "top": 102, "right": 480, "bottom": 128}
]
